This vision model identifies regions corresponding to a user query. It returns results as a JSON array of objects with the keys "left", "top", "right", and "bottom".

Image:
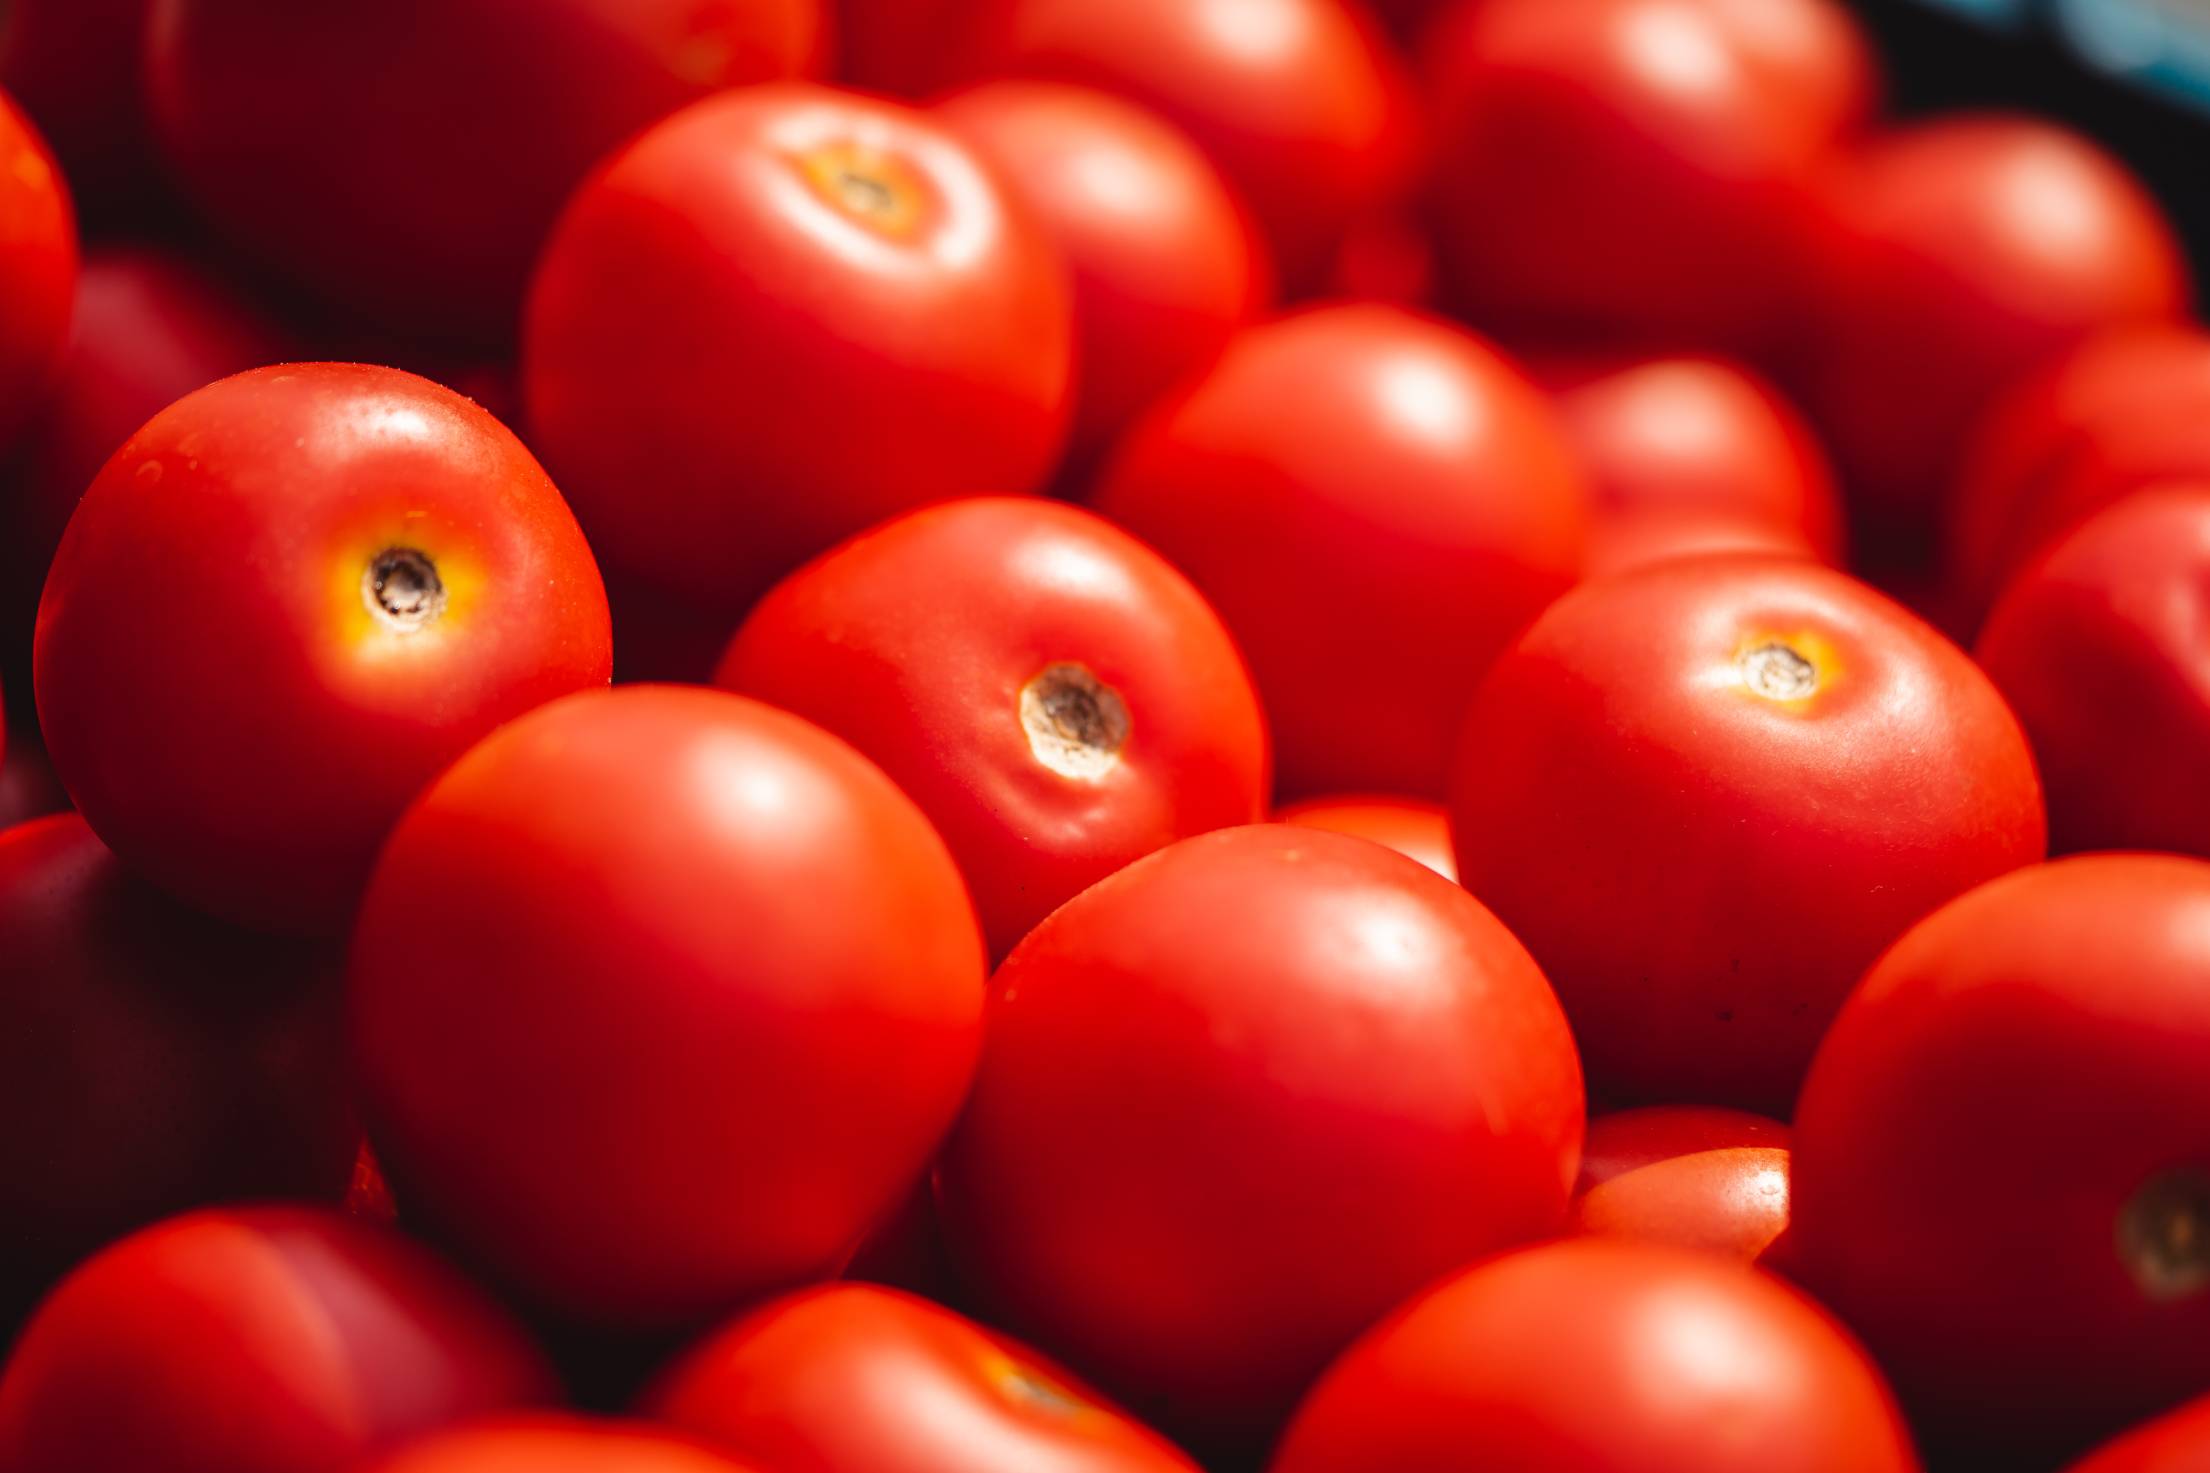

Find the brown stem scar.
[
  {"left": 1020, "top": 663, "right": 1131, "bottom": 780},
  {"left": 2118, "top": 1167, "right": 2210, "bottom": 1301},
  {"left": 1740, "top": 641, "right": 1818, "bottom": 700},
  {"left": 363, "top": 548, "right": 446, "bottom": 632}
]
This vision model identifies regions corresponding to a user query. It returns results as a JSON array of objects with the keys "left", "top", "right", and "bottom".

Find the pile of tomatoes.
[{"left": 0, "top": 1, "right": 2204, "bottom": 1470}]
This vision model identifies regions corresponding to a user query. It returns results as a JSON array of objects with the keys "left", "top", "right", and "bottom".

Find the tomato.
[
  {"left": 648, "top": 1283, "right": 1201, "bottom": 1472},
  {"left": 1273, "top": 795, "right": 1454, "bottom": 881},
  {"left": 0, "top": 0, "right": 157, "bottom": 215},
  {"left": 0, "top": 89, "right": 75, "bottom": 449},
  {"left": 1975, "top": 487, "right": 2210, "bottom": 860},
  {"left": 0, "top": 1207, "right": 553, "bottom": 1473},
  {"left": 1571, "top": 1106, "right": 1792, "bottom": 1264},
  {"left": 934, "top": 82, "right": 1269, "bottom": 474},
  {"left": 834, "top": 0, "right": 1002, "bottom": 95},
  {"left": 1423, "top": 0, "right": 1872, "bottom": 358},
  {"left": 0, "top": 725, "right": 67, "bottom": 833},
  {"left": 1324, "top": 209, "right": 1436, "bottom": 308},
  {"left": 145, "top": 0, "right": 826, "bottom": 342},
  {"left": 1451, "top": 556, "right": 2046, "bottom": 1113},
  {"left": 350, "top": 686, "right": 985, "bottom": 1328},
  {"left": 1091, "top": 304, "right": 1586, "bottom": 798},
  {"left": 938, "top": 825, "right": 1583, "bottom": 1455},
  {"left": 2063, "top": 1397, "right": 2210, "bottom": 1473},
  {"left": 361, "top": 1419, "right": 770, "bottom": 1473},
  {"left": 716, "top": 498, "right": 1269, "bottom": 958},
  {"left": 1585, "top": 511, "right": 1820, "bottom": 579},
  {"left": 1268, "top": 1238, "right": 1919, "bottom": 1473},
  {"left": 1792, "top": 855, "right": 2210, "bottom": 1462},
  {"left": 34, "top": 364, "right": 611, "bottom": 935},
  {"left": 524, "top": 84, "right": 1074, "bottom": 624}
]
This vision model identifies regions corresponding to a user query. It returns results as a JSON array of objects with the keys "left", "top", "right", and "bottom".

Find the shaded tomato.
[
  {"left": 0, "top": 0, "right": 158, "bottom": 218},
  {"left": 0, "top": 89, "right": 75, "bottom": 449},
  {"left": 1584, "top": 511, "right": 1820, "bottom": 579},
  {"left": 2063, "top": 1396, "right": 2210, "bottom": 1473},
  {"left": 0, "top": 723, "right": 67, "bottom": 833},
  {"left": 834, "top": 0, "right": 1003, "bottom": 95},
  {"left": 1091, "top": 304, "right": 1586, "bottom": 798},
  {"left": 361, "top": 1419, "right": 770, "bottom": 1473},
  {"left": 1324, "top": 209, "right": 1436, "bottom": 307},
  {"left": 1451, "top": 556, "right": 2046, "bottom": 1113},
  {"left": 1273, "top": 795, "right": 1454, "bottom": 881},
  {"left": 1571, "top": 1106, "right": 1792, "bottom": 1264}
]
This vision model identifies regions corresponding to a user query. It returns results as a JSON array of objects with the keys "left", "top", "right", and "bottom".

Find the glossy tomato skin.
[
  {"left": 1451, "top": 556, "right": 2046, "bottom": 1113},
  {"left": 34, "top": 364, "right": 612, "bottom": 935},
  {"left": 0, "top": 1207, "right": 555, "bottom": 1473},
  {"left": 934, "top": 82, "right": 1269, "bottom": 473},
  {"left": 1274, "top": 795, "right": 1454, "bottom": 881},
  {"left": 939, "top": 825, "right": 1584, "bottom": 1455},
  {"left": 146, "top": 0, "right": 826, "bottom": 341},
  {"left": 525, "top": 84, "right": 1073, "bottom": 621},
  {"left": 0, "top": 90, "right": 76, "bottom": 449},
  {"left": 1793, "top": 856, "right": 2210, "bottom": 1462},
  {"left": 648, "top": 1283, "right": 1201, "bottom": 1473},
  {"left": 2063, "top": 1397, "right": 2210, "bottom": 1473},
  {"left": 1571, "top": 1106, "right": 1792, "bottom": 1265},
  {"left": 360, "top": 1419, "right": 771, "bottom": 1473},
  {"left": 1091, "top": 304, "right": 1587, "bottom": 798},
  {"left": 716, "top": 498, "right": 1269, "bottom": 958},
  {"left": 351, "top": 686, "right": 986, "bottom": 1329},
  {"left": 1268, "top": 1238, "right": 1919, "bottom": 1473}
]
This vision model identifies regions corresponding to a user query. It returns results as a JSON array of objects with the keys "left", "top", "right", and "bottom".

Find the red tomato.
[
  {"left": 524, "top": 84, "right": 1074, "bottom": 622},
  {"left": 2063, "top": 1396, "right": 2210, "bottom": 1473},
  {"left": 938, "top": 825, "right": 1583, "bottom": 1455},
  {"left": 145, "top": 0, "right": 826, "bottom": 341},
  {"left": 0, "top": 1207, "right": 554, "bottom": 1473},
  {"left": 1584, "top": 511, "right": 1820, "bottom": 579},
  {"left": 1324, "top": 209, "right": 1436, "bottom": 307},
  {"left": 716, "top": 498, "right": 1269, "bottom": 958},
  {"left": 0, "top": 724, "right": 68, "bottom": 833},
  {"left": 834, "top": 0, "right": 1002, "bottom": 95},
  {"left": 1793, "top": 856, "right": 2210, "bottom": 1461},
  {"left": 0, "top": 0, "right": 157, "bottom": 214},
  {"left": 1571, "top": 1106, "right": 1792, "bottom": 1264},
  {"left": 361, "top": 1419, "right": 770, "bottom": 1473},
  {"left": 1273, "top": 794, "right": 1455, "bottom": 881},
  {"left": 934, "top": 82, "right": 1269, "bottom": 473},
  {"left": 1091, "top": 304, "right": 1587, "bottom": 798},
  {"left": 34, "top": 364, "right": 612, "bottom": 934},
  {"left": 1268, "top": 1238, "right": 1919, "bottom": 1473},
  {"left": 0, "top": 89, "right": 75, "bottom": 448},
  {"left": 1451, "top": 556, "right": 2046, "bottom": 1113},
  {"left": 350, "top": 686, "right": 986, "bottom": 1328},
  {"left": 648, "top": 1283, "right": 1201, "bottom": 1472},
  {"left": 1975, "top": 487, "right": 2210, "bottom": 859}
]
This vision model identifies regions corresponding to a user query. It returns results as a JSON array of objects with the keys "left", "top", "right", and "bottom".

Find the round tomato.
[
  {"left": 1451, "top": 556, "right": 2046, "bottom": 1113},
  {"left": 2063, "top": 1396, "right": 2210, "bottom": 1473},
  {"left": 1274, "top": 795, "right": 1454, "bottom": 881},
  {"left": 834, "top": 0, "right": 1002, "bottom": 95},
  {"left": 1793, "top": 855, "right": 2210, "bottom": 1461},
  {"left": 648, "top": 1283, "right": 1200, "bottom": 1472},
  {"left": 1268, "top": 1238, "right": 1918, "bottom": 1473},
  {"left": 716, "top": 498, "right": 1269, "bottom": 958},
  {"left": 0, "top": 1207, "right": 553, "bottom": 1473},
  {"left": 360, "top": 1420, "right": 769, "bottom": 1473},
  {"left": 35, "top": 363, "right": 611, "bottom": 935},
  {"left": 938, "top": 825, "right": 1583, "bottom": 1455},
  {"left": 1324, "top": 209, "right": 1436, "bottom": 307},
  {"left": 1571, "top": 1106, "right": 1792, "bottom": 1265},
  {"left": 350, "top": 686, "right": 986, "bottom": 1328},
  {"left": 524, "top": 83, "right": 1074, "bottom": 622},
  {"left": 0, "top": 0, "right": 156, "bottom": 214},
  {"left": 1584, "top": 511, "right": 1820, "bottom": 579},
  {"left": 1091, "top": 304, "right": 1586, "bottom": 798},
  {"left": 0, "top": 88, "right": 76, "bottom": 448}
]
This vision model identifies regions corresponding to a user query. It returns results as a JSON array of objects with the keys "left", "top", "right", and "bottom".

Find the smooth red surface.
[
  {"left": 1793, "top": 856, "right": 2210, "bottom": 1460},
  {"left": 834, "top": 0, "right": 1003, "bottom": 95},
  {"left": 939, "top": 825, "right": 1583, "bottom": 1453},
  {"left": 1274, "top": 795, "right": 1454, "bottom": 881},
  {"left": 649, "top": 1283, "right": 1201, "bottom": 1472},
  {"left": 0, "top": 0, "right": 156, "bottom": 212},
  {"left": 2063, "top": 1397, "right": 2210, "bottom": 1473},
  {"left": 525, "top": 84, "right": 1073, "bottom": 620},
  {"left": 1092, "top": 304, "right": 1586, "bottom": 797},
  {"left": 1269, "top": 1239, "right": 1919, "bottom": 1473},
  {"left": 1571, "top": 1106, "right": 1792, "bottom": 1264},
  {"left": 362, "top": 1419, "right": 770, "bottom": 1473},
  {"left": 0, "top": 90, "right": 75, "bottom": 448},
  {"left": 0, "top": 1208, "right": 554, "bottom": 1473},
  {"left": 34, "top": 364, "right": 612, "bottom": 934},
  {"left": 1451, "top": 556, "right": 2046, "bottom": 1113},
  {"left": 350, "top": 686, "right": 986, "bottom": 1327},
  {"left": 1584, "top": 510, "right": 1820, "bottom": 579},
  {"left": 717, "top": 498, "right": 1269, "bottom": 957}
]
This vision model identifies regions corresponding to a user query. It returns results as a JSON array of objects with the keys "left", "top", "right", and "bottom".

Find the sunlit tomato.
[
  {"left": 1091, "top": 304, "right": 1586, "bottom": 798},
  {"left": 0, "top": 1207, "right": 554, "bottom": 1473},
  {"left": 1452, "top": 556, "right": 2046, "bottom": 1113},
  {"left": 1584, "top": 511, "right": 1820, "bottom": 579},
  {"left": 716, "top": 498, "right": 1269, "bottom": 958},
  {"left": 934, "top": 82, "right": 1268, "bottom": 473},
  {"left": 0, "top": 89, "right": 75, "bottom": 448},
  {"left": 351, "top": 686, "right": 986, "bottom": 1328},
  {"left": 1269, "top": 1238, "right": 1919, "bottom": 1473},
  {"left": 2063, "top": 1396, "right": 2210, "bottom": 1473},
  {"left": 1802, "top": 116, "right": 2189, "bottom": 540},
  {"left": 0, "top": 0, "right": 157, "bottom": 215},
  {"left": 1273, "top": 794, "right": 1454, "bottom": 880},
  {"left": 34, "top": 364, "right": 611, "bottom": 934},
  {"left": 1975, "top": 488, "right": 2210, "bottom": 860},
  {"left": 361, "top": 1420, "right": 769, "bottom": 1473},
  {"left": 145, "top": 0, "right": 826, "bottom": 342},
  {"left": 939, "top": 826, "right": 1583, "bottom": 1456},
  {"left": 525, "top": 84, "right": 1073, "bottom": 623},
  {"left": 1571, "top": 1106, "right": 1792, "bottom": 1264},
  {"left": 649, "top": 1284, "right": 1202, "bottom": 1472},
  {"left": 1793, "top": 856, "right": 2210, "bottom": 1463}
]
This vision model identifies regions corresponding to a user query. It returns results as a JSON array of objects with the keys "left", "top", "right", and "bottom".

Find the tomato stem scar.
[
  {"left": 1020, "top": 663, "right": 1131, "bottom": 780},
  {"left": 363, "top": 547, "right": 447, "bottom": 632},
  {"left": 1739, "top": 641, "right": 1818, "bottom": 700},
  {"left": 2118, "top": 1167, "right": 2210, "bottom": 1301}
]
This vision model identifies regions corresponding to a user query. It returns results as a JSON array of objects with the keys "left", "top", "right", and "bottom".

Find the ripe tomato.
[
  {"left": 0, "top": 725, "right": 68, "bottom": 833},
  {"left": 350, "top": 686, "right": 986, "bottom": 1328},
  {"left": 715, "top": 498, "right": 1269, "bottom": 958},
  {"left": 1975, "top": 487, "right": 2210, "bottom": 860},
  {"left": 1451, "top": 556, "right": 2046, "bottom": 1113},
  {"left": 1584, "top": 511, "right": 1820, "bottom": 579},
  {"left": 938, "top": 825, "right": 1583, "bottom": 1455},
  {"left": 0, "top": 1207, "right": 554, "bottom": 1473},
  {"left": 2063, "top": 1397, "right": 2210, "bottom": 1473},
  {"left": 1268, "top": 1238, "right": 1919, "bottom": 1473},
  {"left": 361, "top": 1420, "right": 770, "bottom": 1473},
  {"left": 1792, "top": 856, "right": 2210, "bottom": 1461},
  {"left": 35, "top": 364, "right": 612, "bottom": 935},
  {"left": 648, "top": 1283, "right": 1201, "bottom": 1472},
  {"left": 0, "top": 0, "right": 156, "bottom": 215},
  {"left": 525, "top": 84, "right": 1074, "bottom": 622},
  {"left": 0, "top": 89, "right": 75, "bottom": 448},
  {"left": 834, "top": 0, "right": 1001, "bottom": 95},
  {"left": 1091, "top": 304, "right": 1586, "bottom": 798},
  {"left": 1571, "top": 1106, "right": 1792, "bottom": 1264},
  {"left": 1273, "top": 795, "right": 1454, "bottom": 881},
  {"left": 934, "top": 82, "right": 1269, "bottom": 473},
  {"left": 145, "top": 0, "right": 826, "bottom": 341}
]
